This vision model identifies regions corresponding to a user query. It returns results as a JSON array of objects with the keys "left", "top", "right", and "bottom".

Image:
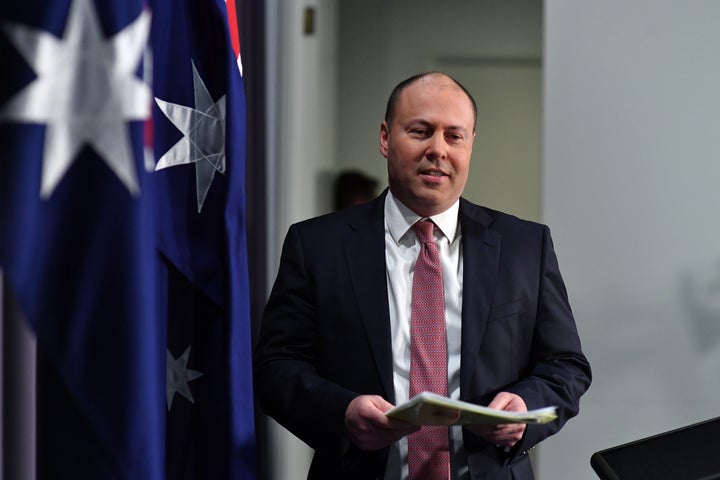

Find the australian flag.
[
  {"left": 0, "top": 0, "right": 164, "bottom": 478},
  {"left": 150, "top": 0, "right": 256, "bottom": 478}
]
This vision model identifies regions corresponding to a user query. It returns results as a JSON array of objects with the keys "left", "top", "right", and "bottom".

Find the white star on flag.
[
  {"left": 166, "top": 347, "right": 203, "bottom": 411},
  {"left": 0, "top": 0, "right": 152, "bottom": 199},
  {"left": 154, "top": 62, "right": 227, "bottom": 213}
]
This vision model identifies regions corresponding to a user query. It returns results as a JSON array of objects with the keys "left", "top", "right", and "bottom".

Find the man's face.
[{"left": 380, "top": 75, "right": 475, "bottom": 217}]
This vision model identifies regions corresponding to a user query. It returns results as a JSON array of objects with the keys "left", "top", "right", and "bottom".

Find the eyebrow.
[{"left": 406, "top": 119, "right": 469, "bottom": 135}]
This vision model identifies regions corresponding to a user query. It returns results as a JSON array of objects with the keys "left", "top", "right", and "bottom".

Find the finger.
[
  {"left": 383, "top": 416, "right": 421, "bottom": 432},
  {"left": 487, "top": 392, "right": 514, "bottom": 410},
  {"left": 371, "top": 395, "right": 395, "bottom": 412}
]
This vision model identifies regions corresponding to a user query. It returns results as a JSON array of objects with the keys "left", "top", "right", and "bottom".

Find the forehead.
[{"left": 395, "top": 76, "right": 474, "bottom": 126}]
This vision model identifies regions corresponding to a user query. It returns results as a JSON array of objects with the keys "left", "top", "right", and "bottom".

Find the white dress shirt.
[{"left": 383, "top": 192, "right": 469, "bottom": 480}]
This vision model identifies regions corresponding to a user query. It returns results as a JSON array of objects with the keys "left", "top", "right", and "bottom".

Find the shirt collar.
[{"left": 384, "top": 192, "right": 460, "bottom": 245}]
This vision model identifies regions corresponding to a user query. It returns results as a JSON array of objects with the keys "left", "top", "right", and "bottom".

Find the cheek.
[
  {"left": 388, "top": 151, "right": 415, "bottom": 174},
  {"left": 387, "top": 158, "right": 408, "bottom": 185},
  {"left": 452, "top": 157, "right": 471, "bottom": 180}
]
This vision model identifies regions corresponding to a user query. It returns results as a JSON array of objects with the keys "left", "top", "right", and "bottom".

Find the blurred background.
[{"left": 263, "top": 1, "right": 720, "bottom": 479}]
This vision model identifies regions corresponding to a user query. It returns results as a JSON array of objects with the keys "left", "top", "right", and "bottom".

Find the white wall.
[
  {"left": 264, "top": 1, "right": 338, "bottom": 478},
  {"left": 541, "top": 1, "right": 720, "bottom": 478},
  {"left": 266, "top": 0, "right": 338, "bottom": 267}
]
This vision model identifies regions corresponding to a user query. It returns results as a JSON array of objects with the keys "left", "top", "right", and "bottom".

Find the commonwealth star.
[
  {"left": 154, "top": 62, "right": 227, "bottom": 213},
  {"left": 166, "top": 347, "right": 204, "bottom": 411},
  {"left": 0, "top": 0, "right": 152, "bottom": 199}
]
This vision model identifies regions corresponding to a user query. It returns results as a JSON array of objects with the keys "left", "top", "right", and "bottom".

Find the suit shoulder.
[
  {"left": 488, "top": 208, "right": 545, "bottom": 231},
  {"left": 461, "top": 198, "right": 547, "bottom": 234},
  {"left": 289, "top": 197, "right": 380, "bottom": 235}
]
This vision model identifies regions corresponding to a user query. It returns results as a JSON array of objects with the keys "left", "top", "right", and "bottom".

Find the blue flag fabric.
[
  {"left": 150, "top": 0, "right": 256, "bottom": 478},
  {"left": 0, "top": 0, "right": 164, "bottom": 478}
]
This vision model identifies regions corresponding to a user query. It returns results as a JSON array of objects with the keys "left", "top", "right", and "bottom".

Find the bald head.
[{"left": 384, "top": 72, "right": 477, "bottom": 132}]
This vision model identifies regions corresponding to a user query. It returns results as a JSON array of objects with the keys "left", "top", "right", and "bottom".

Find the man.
[{"left": 254, "top": 72, "right": 591, "bottom": 479}]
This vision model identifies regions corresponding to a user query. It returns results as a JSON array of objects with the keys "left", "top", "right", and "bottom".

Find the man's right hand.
[{"left": 344, "top": 395, "right": 419, "bottom": 450}]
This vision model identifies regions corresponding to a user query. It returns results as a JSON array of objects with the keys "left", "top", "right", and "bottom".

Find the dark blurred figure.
[{"left": 333, "top": 170, "right": 379, "bottom": 210}]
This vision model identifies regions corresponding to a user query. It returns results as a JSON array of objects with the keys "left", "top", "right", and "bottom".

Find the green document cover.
[{"left": 386, "top": 392, "right": 557, "bottom": 426}]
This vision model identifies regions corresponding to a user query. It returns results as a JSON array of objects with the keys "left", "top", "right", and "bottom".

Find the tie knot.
[{"left": 412, "top": 220, "right": 435, "bottom": 244}]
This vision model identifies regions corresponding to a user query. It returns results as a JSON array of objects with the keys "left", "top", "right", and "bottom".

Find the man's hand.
[
  {"left": 466, "top": 392, "right": 527, "bottom": 449},
  {"left": 344, "top": 395, "right": 420, "bottom": 451}
]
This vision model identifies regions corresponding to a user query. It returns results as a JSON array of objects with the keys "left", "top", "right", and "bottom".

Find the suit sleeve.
[
  {"left": 253, "top": 224, "right": 358, "bottom": 451},
  {"left": 492, "top": 225, "right": 591, "bottom": 456}
]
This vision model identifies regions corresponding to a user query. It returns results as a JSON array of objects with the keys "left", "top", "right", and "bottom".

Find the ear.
[{"left": 379, "top": 121, "right": 390, "bottom": 158}]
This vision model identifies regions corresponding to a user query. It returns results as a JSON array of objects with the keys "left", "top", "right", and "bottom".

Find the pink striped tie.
[{"left": 408, "top": 220, "right": 450, "bottom": 480}]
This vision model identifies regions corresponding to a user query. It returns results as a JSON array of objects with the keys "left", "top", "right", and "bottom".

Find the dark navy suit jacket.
[{"left": 254, "top": 192, "right": 591, "bottom": 479}]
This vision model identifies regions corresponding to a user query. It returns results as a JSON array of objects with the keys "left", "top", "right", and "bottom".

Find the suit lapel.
[
  {"left": 459, "top": 200, "right": 501, "bottom": 396},
  {"left": 344, "top": 195, "right": 395, "bottom": 402}
]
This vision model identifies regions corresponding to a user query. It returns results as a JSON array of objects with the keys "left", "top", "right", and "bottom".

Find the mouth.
[{"left": 419, "top": 169, "right": 447, "bottom": 179}]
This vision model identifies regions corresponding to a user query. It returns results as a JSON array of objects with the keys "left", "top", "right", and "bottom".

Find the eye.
[
  {"left": 446, "top": 132, "right": 464, "bottom": 143},
  {"left": 409, "top": 128, "right": 430, "bottom": 138}
]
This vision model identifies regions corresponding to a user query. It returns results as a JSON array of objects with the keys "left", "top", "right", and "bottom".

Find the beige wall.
[{"left": 337, "top": 0, "right": 543, "bottom": 220}]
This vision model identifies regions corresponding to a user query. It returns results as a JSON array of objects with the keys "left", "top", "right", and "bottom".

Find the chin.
[{"left": 410, "top": 198, "right": 447, "bottom": 216}]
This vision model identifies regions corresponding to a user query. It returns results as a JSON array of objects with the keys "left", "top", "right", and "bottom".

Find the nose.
[{"left": 425, "top": 132, "right": 448, "bottom": 161}]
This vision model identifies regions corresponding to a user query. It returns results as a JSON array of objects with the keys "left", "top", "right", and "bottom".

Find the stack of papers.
[{"left": 385, "top": 392, "right": 557, "bottom": 426}]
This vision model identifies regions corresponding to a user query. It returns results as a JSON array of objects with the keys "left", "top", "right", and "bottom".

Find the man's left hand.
[{"left": 466, "top": 392, "right": 527, "bottom": 449}]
